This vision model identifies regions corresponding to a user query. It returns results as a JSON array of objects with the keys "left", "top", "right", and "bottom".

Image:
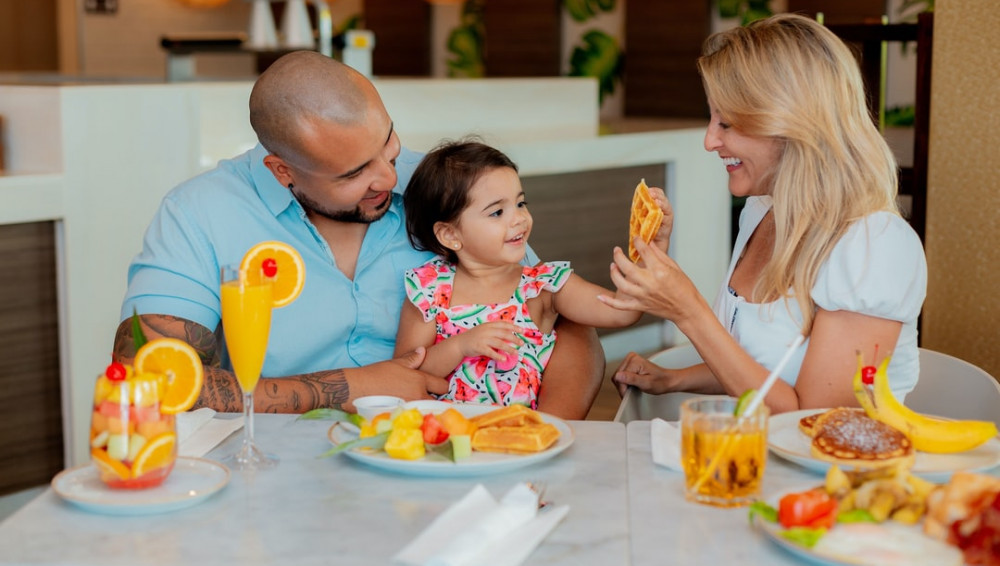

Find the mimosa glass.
[{"left": 221, "top": 264, "right": 278, "bottom": 470}]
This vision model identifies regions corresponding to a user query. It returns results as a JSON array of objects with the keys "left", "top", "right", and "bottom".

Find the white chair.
[
  {"left": 614, "top": 344, "right": 1000, "bottom": 427},
  {"left": 613, "top": 343, "right": 725, "bottom": 423},
  {"left": 906, "top": 348, "right": 1000, "bottom": 427}
]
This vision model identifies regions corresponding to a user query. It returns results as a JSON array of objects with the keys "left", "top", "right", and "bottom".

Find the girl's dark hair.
[{"left": 404, "top": 140, "right": 518, "bottom": 262}]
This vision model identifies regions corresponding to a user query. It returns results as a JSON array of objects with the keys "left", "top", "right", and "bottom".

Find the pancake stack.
[{"left": 801, "top": 407, "right": 915, "bottom": 471}]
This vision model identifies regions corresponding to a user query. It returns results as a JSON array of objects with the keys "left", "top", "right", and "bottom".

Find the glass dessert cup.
[{"left": 90, "top": 364, "right": 177, "bottom": 489}]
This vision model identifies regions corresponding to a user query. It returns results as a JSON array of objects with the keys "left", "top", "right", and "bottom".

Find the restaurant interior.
[{"left": 0, "top": 1, "right": 998, "bottom": 560}]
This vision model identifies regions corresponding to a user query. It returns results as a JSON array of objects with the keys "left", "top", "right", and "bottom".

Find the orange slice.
[
  {"left": 134, "top": 338, "right": 204, "bottom": 414},
  {"left": 240, "top": 241, "right": 305, "bottom": 308},
  {"left": 131, "top": 432, "right": 177, "bottom": 478},
  {"left": 92, "top": 448, "right": 131, "bottom": 481}
]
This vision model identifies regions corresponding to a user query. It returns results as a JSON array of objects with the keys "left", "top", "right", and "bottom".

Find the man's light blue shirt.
[{"left": 121, "top": 144, "right": 536, "bottom": 377}]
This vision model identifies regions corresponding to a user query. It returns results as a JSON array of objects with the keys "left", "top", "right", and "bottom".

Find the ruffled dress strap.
[
  {"left": 517, "top": 261, "right": 573, "bottom": 300},
  {"left": 403, "top": 257, "right": 456, "bottom": 323}
]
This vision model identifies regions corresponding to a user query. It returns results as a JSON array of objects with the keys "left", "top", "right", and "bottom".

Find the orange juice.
[
  {"left": 221, "top": 279, "right": 273, "bottom": 392},
  {"left": 680, "top": 397, "right": 768, "bottom": 507}
]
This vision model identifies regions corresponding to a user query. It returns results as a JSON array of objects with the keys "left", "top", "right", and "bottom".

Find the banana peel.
[{"left": 853, "top": 355, "right": 998, "bottom": 454}]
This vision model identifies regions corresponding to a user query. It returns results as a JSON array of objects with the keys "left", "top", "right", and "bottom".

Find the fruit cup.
[{"left": 90, "top": 362, "right": 177, "bottom": 489}]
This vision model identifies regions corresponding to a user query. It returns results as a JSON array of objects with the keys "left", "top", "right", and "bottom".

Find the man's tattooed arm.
[{"left": 112, "top": 314, "right": 351, "bottom": 413}]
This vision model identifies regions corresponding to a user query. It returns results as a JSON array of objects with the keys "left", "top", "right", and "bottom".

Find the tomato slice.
[{"left": 778, "top": 489, "right": 838, "bottom": 529}]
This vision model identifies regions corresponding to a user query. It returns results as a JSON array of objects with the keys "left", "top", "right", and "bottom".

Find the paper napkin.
[
  {"left": 394, "top": 483, "right": 570, "bottom": 566},
  {"left": 650, "top": 418, "right": 683, "bottom": 471},
  {"left": 176, "top": 408, "right": 244, "bottom": 458}
]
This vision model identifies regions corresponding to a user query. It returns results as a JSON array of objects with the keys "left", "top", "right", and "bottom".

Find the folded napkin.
[
  {"left": 176, "top": 408, "right": 244, "bottom": 458},
  {"left": 651, "top": 418, "right": 683, "bottom": 471},
  {"left": 394, "top": 483, "right": 570, "bottom": 566}
]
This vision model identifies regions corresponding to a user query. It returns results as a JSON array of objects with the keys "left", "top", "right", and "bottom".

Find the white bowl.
[{"left": 353, "top": 395, "right": 404, "bottom": 421}]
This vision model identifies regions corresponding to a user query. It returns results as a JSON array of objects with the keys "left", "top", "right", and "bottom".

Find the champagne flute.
[{"left": 220, "top": 263, "right": 278, "bottom": 470}]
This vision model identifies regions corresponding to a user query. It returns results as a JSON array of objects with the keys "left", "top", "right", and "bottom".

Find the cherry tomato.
[
  {"left": 778, "top": 489, "right": 838, "bottom": 529},
  {"left": 420, "top": 413, "right": 450, "bottom": 445}
]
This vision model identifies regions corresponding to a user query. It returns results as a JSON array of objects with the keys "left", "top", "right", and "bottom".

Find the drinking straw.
[
  {"left": 690, "top": 333, "right": 806, "bottom": 492},
  {"left": 737, "top": 333, "right": 806, "bottom": 419}
]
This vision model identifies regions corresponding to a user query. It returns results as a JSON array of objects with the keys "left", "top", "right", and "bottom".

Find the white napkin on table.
[
  {"left": 176, "top": 408, "right": 244, "bottom": 458},
  {"left": 394, "top": 483, "right": 570, "bottom": 566},
  {"left": 650, "top": 418, "right": 683, "bottom": 471}
]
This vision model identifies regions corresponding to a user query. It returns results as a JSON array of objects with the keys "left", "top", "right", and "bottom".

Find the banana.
[{"left": 853, "top": 356, "right": 998, "bottom": 454}]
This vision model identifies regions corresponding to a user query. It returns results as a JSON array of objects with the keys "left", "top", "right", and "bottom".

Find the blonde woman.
[{"left": 601, "top": 14, "right": 926, "bottom": 414}]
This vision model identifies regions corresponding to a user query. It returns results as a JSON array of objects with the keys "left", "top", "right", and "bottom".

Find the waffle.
[
  {"left": 471, "top": 423, "right": 560, "bottom": 454},
  {"left": 469, "top": 404, "right": 543, "bottom": 429},
  {"left": 808, "top": 408, "right": 915, "bottom": 470},
  {"left": 628, "top": 179, "right": 664, "bottom": 262}
]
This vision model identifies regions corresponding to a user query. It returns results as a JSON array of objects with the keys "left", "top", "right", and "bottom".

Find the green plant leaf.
[
  {"left": 564, "top": 0, "right": 594, "bottom": 22},
  {"left": 569, "top": 30, "right": 623, "bottom": 104},
  {"left": 318, "top": 430, "right": 389, "bottom": 458},
  {"left": 131, "top": 307, "right": 148, "bottom": 350},
  {"left": 718, "top": 0, "right": 741, "bottom": 18},
  {"left": 836, "top": 509, "right": 877, "bottom": 523}
]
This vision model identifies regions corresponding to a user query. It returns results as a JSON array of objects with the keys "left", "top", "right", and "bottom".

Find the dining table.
[{"left": 1, "top": 413, "right": 991, "bottom": 565}]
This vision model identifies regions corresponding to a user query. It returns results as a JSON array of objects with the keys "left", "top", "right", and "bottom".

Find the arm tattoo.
[{"left": 114, "top": 314, "right": 351, "bottom": 414}]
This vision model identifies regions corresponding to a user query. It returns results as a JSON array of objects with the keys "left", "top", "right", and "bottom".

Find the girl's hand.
[
  {"left": 646, "top": 186, "right": 673, "bottom": 254},
  {"left": 453, "top": 321, "right": 523, "bottom": 361}
]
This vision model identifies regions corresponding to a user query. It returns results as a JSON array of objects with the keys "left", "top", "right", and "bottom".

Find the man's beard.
[{"left": 291, "top": 188, "right": 392, "bottom": 224}]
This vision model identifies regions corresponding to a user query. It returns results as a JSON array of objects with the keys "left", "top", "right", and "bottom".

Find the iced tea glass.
[{"left": 680, "top": 396, "right": 768, "bottom": 507}]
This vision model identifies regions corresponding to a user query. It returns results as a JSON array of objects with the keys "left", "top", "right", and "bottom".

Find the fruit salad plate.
[
  {"left": 768, "top": 409, "right": 1000, "bottom": 481},
  {"left": 51, "top": 456, "right": 230, "bottom": 515},
  {"left": 752, "top": 492, "right": 964, "bottom": 566},
  {"left": 326, "top": 404, "right": 574, "bottom": 477}
]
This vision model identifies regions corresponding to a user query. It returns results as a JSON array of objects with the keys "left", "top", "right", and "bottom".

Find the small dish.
[
  {"left": 51, "top": 456, "right": 230, "bottom": 515},
  {"left": 353, "top": 395, "right": 404, "bottom": 421}
]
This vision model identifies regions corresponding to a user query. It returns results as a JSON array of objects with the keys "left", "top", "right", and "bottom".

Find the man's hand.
[{"left": 342, "top": 347, "right": 449, "bottom": 411}]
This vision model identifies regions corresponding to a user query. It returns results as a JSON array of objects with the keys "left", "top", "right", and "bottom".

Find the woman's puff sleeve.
[{"left": 812, "top": 212, "right": 927, "bottom": 321}]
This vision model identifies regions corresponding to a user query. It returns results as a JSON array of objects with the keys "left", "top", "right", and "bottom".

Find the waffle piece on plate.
[
  {"left": 472, "top": 423, "right": 560, "bottom": 454},
  {"left": 628, "top": 179, "right": 664, "bottom": 262},
  {"left": 809, "top": 407, "right": 915, "bottom": 471},
  {"left": 469, "top": 404, "right": 543, "bottom": 428}
]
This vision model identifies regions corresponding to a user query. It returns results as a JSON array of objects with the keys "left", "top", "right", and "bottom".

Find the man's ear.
[
  {"left": 263, "top": 154, "right": 294, "bottom": 188},
  {"left": 434, "top": 222, "right": 461, "bottom": 251}
]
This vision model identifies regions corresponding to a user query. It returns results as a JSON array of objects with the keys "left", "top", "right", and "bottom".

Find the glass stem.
[{"left": 243, "top": 391, "right": 254, "bottom": 448}]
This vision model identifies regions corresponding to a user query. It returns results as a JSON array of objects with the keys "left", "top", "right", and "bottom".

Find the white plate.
[
  {"left": 51, "top": 457, "right": 230, "bottom": 515},
  {"left": 753, "top": 500, "right": 964, "bottom": 566},
  {"left": 326, "top": 404, "right": 575, "bottom": 477},
  {"left": 768, "top": 409, "right": 1000, "bottom": 481}
]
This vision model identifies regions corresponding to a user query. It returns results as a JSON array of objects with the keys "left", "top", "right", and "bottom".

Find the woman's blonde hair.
[{"left": 697, "top": 13, "right": 899, "bottom": 333}]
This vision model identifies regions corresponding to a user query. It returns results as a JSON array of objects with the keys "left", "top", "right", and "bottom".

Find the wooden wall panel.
[
  {"left": 523, "top": 164, "right": 666, "bottom": 333},
  {"left": 0, "top": 222, "right": 63, "bottom": 495},
  {"left": 0, "top": 0, "right": 58, "bottom": 71},
  {"left": 483, "top": 0, "right": 561, "bottom": 77},
  {"left": 624, "top": 0, "right": 710, "bottom": 118},
  {"left": 363, "top": 0, "right": 431, "bottom": 76}
]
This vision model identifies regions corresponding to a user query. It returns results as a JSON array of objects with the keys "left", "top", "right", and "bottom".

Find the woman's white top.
[{"left": 712, "top": 196, "right": 927, "bottom": 399}]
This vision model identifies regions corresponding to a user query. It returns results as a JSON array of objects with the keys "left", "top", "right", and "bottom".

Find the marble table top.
[{"left": 0, "top": 415, "right": 630, "bottom": 566}]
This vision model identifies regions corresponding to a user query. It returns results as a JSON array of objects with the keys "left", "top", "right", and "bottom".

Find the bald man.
[{"left": 114, "top": 52, "right": 604, "bottom": 418}]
